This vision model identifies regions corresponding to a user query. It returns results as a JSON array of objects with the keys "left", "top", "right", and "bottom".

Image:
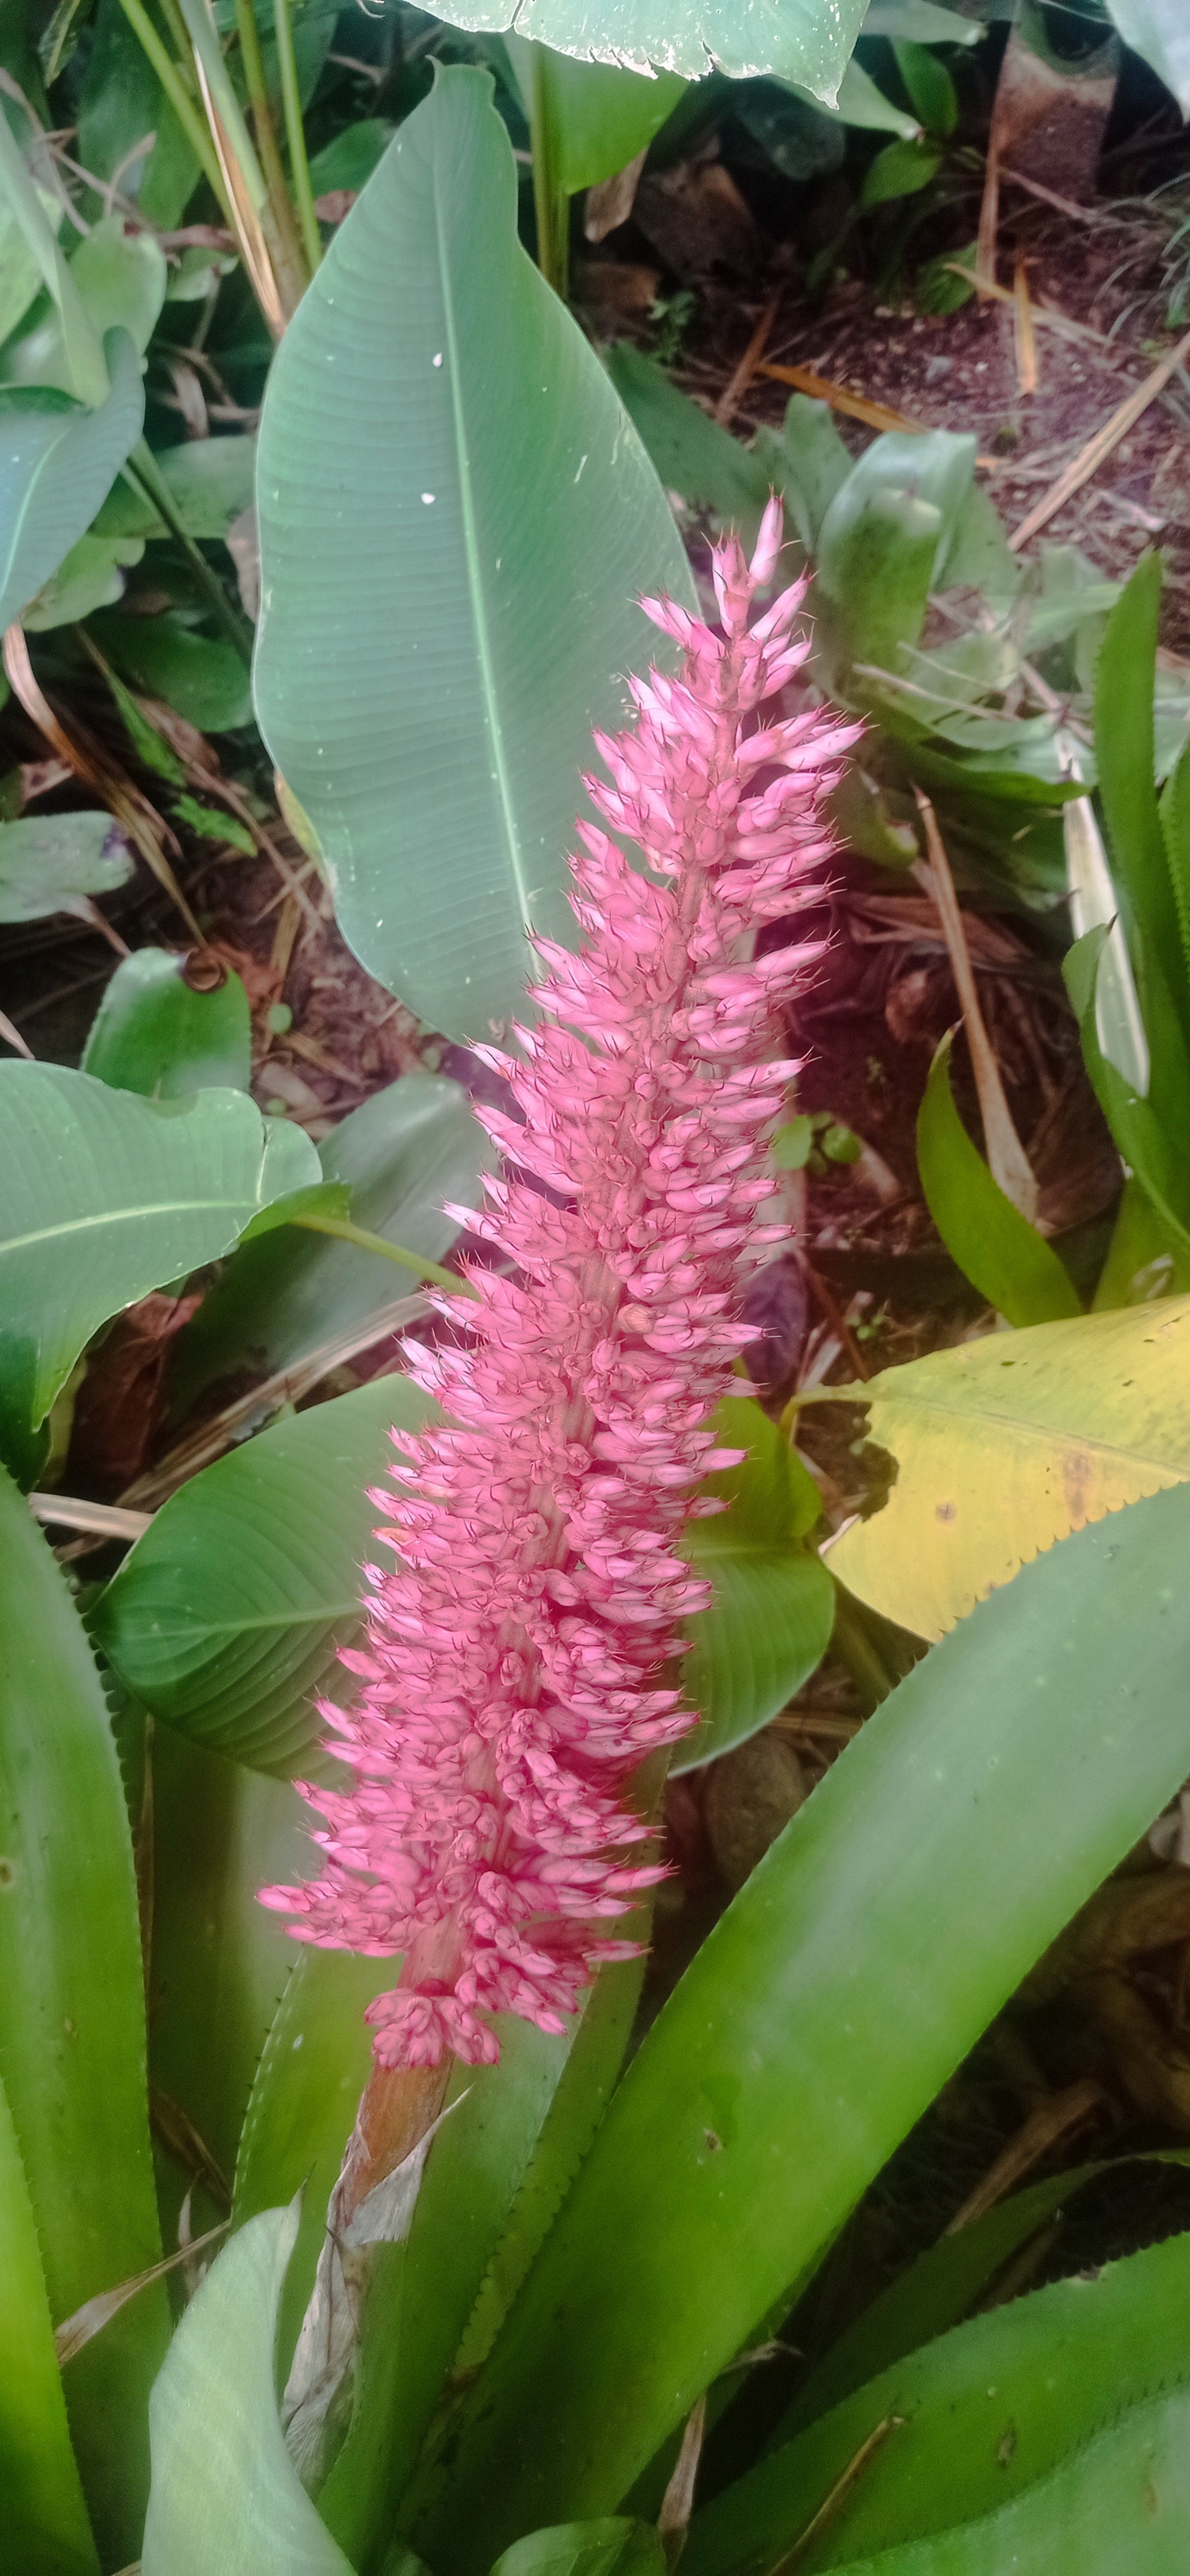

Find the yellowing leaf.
[{"left": 828, "top": 1298, "right": 1190, "bottom": 1639}]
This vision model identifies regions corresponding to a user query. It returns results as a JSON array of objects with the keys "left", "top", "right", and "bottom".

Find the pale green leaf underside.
[
  {"left": 253, "top": 67, "right": 693, "bottom": 1038},
  {"left": 430, "top": 0, "right": 869, "bottom": 92},
  {"left": 0, "top": 328, "right": 144, "bottom": 631},
  {"left": 140, "top": 2204, "right": 354, "bottom": 2575}
]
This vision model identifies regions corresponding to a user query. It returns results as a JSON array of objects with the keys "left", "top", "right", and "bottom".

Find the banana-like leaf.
[
  {"left": 0, "top": 1466, "right": 168, "bottom": 2563},
  {"left": 0, "top": 2067, "right": 99, "bottom": 2576},
  {"left": 427, "top": 0, "right": 868, "bottom": 91},
  {"left": 0, "top": 329, "right": 143, "bottom": 631},
  {"left": 686, "top": 2229, "right": 1190, "bottom": 2574},
  {"left": 0, "top": 1062, "right": 318, "bottom": 1474},
  {"left": 94, "top": 1375, "right": 438, "bottom": 1774},
  {"left": 0, "top": 808, "right": 131, "bottom": 921},
  {"left": 675, "top": 1396, "right": 834, "bottom": 1771},
  {"left": 252, "top": 67, "right": 694, "bottom": 1038},
  {"left": 94, "top": 436, "right": 257, "bottom": 542},
  {"left": 140, "top": 2203, "right": 354, "bottom": 2575},
  {"left": 172, "top": 1073, "right": 488, "bottom": 1406},
  {"left": 915, "top": 1033, "right": 1081, "bottom": 1328},
  {"left": 82, "top": 947, "right": 252, "bottom": 1097},
  {"left": 413, "top": 1483, "right": 1190, "bottom": 2566},
  {"left": 828, "top": 1296, "right": 1190, "bottom": 1638}
]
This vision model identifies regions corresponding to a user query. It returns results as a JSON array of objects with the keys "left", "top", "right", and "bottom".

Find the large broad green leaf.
[
  {"left": 828, "top": 1296, "right": 1190, "bottom": 1638},
  {"left": 675, "top": 1396, "right": 834, "bottom": 1771},
  {"left": 93, "top": 436, "right": 257, "bottom": 543},
  {"left": 915, "top": 1033, "right": 1081, "bottom": 1328},
  {"left": 82, "top": 947, "right": 252, "bottom": 1097},
  {"left": 427, "top": 0, "right": 868, "bottom": 92},
  {"left": 1106, "top": 3, "right": 1190, "bottom": 116},
  {"left": 94, "top": 1375, "right": 439, "bottom": 1774},
  {"left": 1, "top": 217, "right": 166, "bottom": 396},
  {"left": 140, "top": 2204, "right": 354, "bottom": 2575},
  {"left": 0, "top": 1466, "right": 168, "bottom": 2563},
  {"left": 0, "top": 329, "right": 143, "bottom": 631},
  {"left": 173, "top": 1073, "right": 488, "bottom": 1407},
  {"left": 686, "top": 2229, "right": 1190, "bottom": 2575},
  {"left": 0, "top": 2068, "right": 100, "bottom": 2576},
  {"left": 413, "top": 1483, "right": 1190, "bottom": 2568},
  {"left": 0, "top": 1062, "right": 318, "bottom": 1473},
  {"left": 0, "top": 808, "right": 131, "bottom": 921},
  {"left": 252, "top": 67, "right": 694, "bottom": 1039}
]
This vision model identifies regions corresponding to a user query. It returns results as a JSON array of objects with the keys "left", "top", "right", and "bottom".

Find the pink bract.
[{"left": 260, "top": 501, "right": 860, "bottom": 2070}]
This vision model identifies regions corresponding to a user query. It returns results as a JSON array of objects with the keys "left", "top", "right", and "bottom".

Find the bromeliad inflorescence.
[{"left": 261, "top": 501, "right": 858, "bottom": 2072}]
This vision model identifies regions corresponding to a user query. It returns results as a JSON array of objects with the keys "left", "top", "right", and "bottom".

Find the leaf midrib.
[
  {"left": 0, "top": 1195, "right": 261, "bottom": 1258},
  {"left": 873, "top": 1388, "right": 1190, "bottom": 1474}
]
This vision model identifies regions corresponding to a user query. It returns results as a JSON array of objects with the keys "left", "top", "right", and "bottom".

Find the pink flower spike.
[{"left": 261, "top": 502, "right": 854, "bottom": 2071}]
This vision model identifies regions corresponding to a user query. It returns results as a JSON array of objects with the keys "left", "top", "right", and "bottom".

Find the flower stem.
[
  {"left": 271, "top": 0, "right": 322, "bottom": 280},
  {"left": 289, "top": 1212, "right": 476, "bottom": 1297}
]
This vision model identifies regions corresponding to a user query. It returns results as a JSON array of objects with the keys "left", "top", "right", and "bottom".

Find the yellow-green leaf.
[{"left": 828, "top": 1298, "right": 1190, "bottom": 1639}]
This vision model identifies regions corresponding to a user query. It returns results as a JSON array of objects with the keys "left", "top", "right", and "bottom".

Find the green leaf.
[
  {"left": 916, "top": 1033, "right": 1081, "bottom": 1326},
  {"left": 1158, "top": 729, "right": 1190, "bottom": 1005},
  {"left": 769, "top": 394, "right": 851, "bottom": 552},
  {"left": 1, "top": 216, "right": 165, "bottom": 398},
  {"left": 828, "top": 1296, "right": 1190, "bottom": 1638},
  {"left": 233, "top": 1948, "right": 396, "bottom": 2377},
  {"left": 689, "top": 2225, "right": 1190, "bottom": 2572},
  {"left": 492, "top": 2525, "right": 666, "bottom": 2576},
  {"left": 0, "top": 329, "right": 144, "bottom": 632},
  {"left": 603, "top": 343, "right": 772, "bottom": 530},
  {"left": 1094, "top": 553, "right": 1188, "bottom": 1032},
  {"left": 87, "top": 606, "right": 254, "bottom": 731},
  {"left": 94, "top": 436, "right": 258, "bottom": 542},
  {"left": 0, "top": 189, "right": 49, "bottom": 348},
  {"left": 426, "top": 0, "right": 868, "bottom": 92},
  {"left": 148, "top": 1730, "right": 310, "bottom": 2191},
  {"left": 1065, "top": 930, "right": 1190, "bottom": 1258},
  {"left": 0, "top": 807, "right": 132, "bottom": 921},
  {"left": 0, "top": 1063, "right": 318, "bottom": 1467},
  {"left": 827, "top": 57, "right": 922, "bottom": 135},
  {"left": 307, "top": 118, "right": 395, "bottom": 195},
  {"left": 414, "top": 1483, "right": 1190, "bottom": 2567},
  {"left": 83, "top": 947, "right": 252, "bottom": 1097},
  {"left": 0, "top": 1465, "right": 168, "bottom": 2562},
  {"left": 504, "top": 44, "right": 687, "bottom": 191},
  {"left": 861, "top": 1, "right": 981, "bottom": 37},
  {"left": 891, "top": 38, "right": 957, "bottom": 134},
  {"left": 78, "top": 0, "right": 200, "bottom": 229},
  {"left": 733, "top": 81, "right": 846, "bottom": 178},
  {"left": 105, "top": 954, "right": 246, "bottom": 1093},
  {"left": 173, "top": 1073, "right": 488, "bottom": 1407},
  {"left": 140, "top": 2204, "right": 355, "bottom": 2575},
  {"left": 0, "top": 2067, "right": 100, "bottom": 2576},
  {"left": 93, "top": 1375, "right": 439, "bottom": 1774},
  {"left": 675, "top": 1396, "right": 834, "bottom": 1770},
  {"left": 816, "top": 433, "right": 975, "bottom": 673},
  {"left": 252, "top": 67, "right": 694, "bottom": 1039},
  {"left": 171, "top": 794, "right": 257, "bottom": 854},
  {"left": 860, "top": 136, "right": 942, "bottom": 205},
  {"left": 24, "top": 526, "right": 145, "bottom": 628},
  {"left": 783, "top": 2149, "right": 1190, "bottom": 2441}
]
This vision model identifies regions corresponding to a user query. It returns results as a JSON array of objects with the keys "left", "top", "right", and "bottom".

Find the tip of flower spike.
[{"left": 749, "top": 495, "right": 784, "bottom": 590}]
